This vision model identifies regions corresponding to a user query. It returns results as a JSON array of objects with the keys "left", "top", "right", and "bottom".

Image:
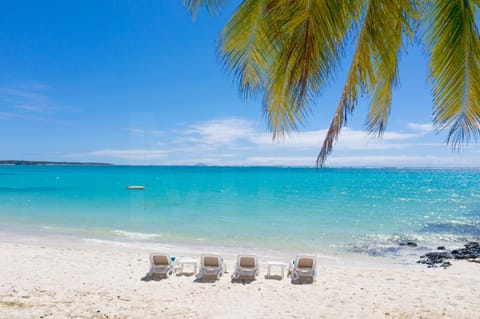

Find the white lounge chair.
[
  {"left": 288, "top": 255, "right": 316, "bottom": 281},
  {"left": 231, "top": 254, "right": 259, "bottom": 279},
  {"left": 148, "top": 253, "right": 178, "bottom": 277},
  {"left": 196, "top": 254, "right": 226, "bottom": 280}
]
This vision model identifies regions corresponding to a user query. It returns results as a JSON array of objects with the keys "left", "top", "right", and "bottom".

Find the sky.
[{"left": 0, "top": 0, "right": 479, "bottom": 167}]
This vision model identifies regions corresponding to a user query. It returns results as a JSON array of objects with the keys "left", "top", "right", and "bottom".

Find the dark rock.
[
  {"left": 399, "top": 240, "right": 418, "bottom": 247},
  {"left": 425, "top": 252, "right": 450, "bottom": 260},
  {"left": 437, "top": 246, "right": 445, "bottom": 250},
  {"left": 465, "top": 242, "right": 480, "bottom": 250}
]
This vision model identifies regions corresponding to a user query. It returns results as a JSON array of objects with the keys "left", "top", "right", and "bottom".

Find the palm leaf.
[
  {"left": 218, "top": 0, "right": 274, "bottom": 99},
  {"left": 183, "top": 0, "right": 224, "bottom": 19},
  {"left": 317, "top": 0, "right": 417, "bottom": 167},
  {"left": 424, "top": 0, "right": 480, "bottom": 146},
  {"left": 263, "top": 0, "right": 357, "bottom": 138}
]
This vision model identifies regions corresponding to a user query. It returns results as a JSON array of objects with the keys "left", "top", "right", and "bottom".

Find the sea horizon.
[{"left": 2, "top": 160, "right": 480, "bottom": 170}]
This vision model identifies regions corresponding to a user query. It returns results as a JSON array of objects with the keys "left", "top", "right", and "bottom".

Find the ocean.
[{"left": 1, "top": 165, "right": 479, "bottom": 260}]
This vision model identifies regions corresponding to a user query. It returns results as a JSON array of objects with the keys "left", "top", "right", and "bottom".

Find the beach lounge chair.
[
  {"left": 196, "top": 254, "right": 226, "bottom": 280},
  {"left": 148, "top": 253, "right": 178, "bottom": 277},
  {"left": 288, "top": 255, "right": 316, "bottom": 281},
  {"left": 231, "top": 254, "right": 259, "bottom": 279}
]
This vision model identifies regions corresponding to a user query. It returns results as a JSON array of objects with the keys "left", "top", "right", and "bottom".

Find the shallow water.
[{"left": 0, "top": 166, "right": 479, "bottom": 258}]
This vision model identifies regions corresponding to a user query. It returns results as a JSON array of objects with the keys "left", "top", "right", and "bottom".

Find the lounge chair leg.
[{"left": 292, "top": 271, "right": 299, "bottom": 281}]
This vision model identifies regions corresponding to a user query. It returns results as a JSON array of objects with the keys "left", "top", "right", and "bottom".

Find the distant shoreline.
[
  {"left": 1, "top": 161, "right": 479, "bottom": 169},
  {"left": 0, "top": 160, "right": 113, "bottom": 166}
]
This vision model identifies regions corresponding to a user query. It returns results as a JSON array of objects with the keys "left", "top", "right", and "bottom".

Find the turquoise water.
[{"left": 0, "top": 166, "right": 479, "bottom": 255}]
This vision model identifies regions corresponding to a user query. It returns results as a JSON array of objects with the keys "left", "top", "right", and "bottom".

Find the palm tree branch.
[
  {"left": 218, "top": 0, "right": 273, "bottom": 99},
  {"left": 264, "top": 0, "right": 356, "bottom": 138},
  {"left": 183, "top": 0, "right": 224, "bottom": 19},
  {"left": 317, "top": 0, "right": 416, "bottom": 167},
  {"left": 425, "top": 0, "right": 480, "bottom": 146}
]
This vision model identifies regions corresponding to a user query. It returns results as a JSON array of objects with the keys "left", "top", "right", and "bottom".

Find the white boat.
[{"left": 127, "top": 185, "right": 145, "bottom": 190}]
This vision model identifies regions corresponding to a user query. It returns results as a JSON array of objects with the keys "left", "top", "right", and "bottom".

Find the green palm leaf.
[
  {"left": 261, "top": 0, "right": 356, "bottom": 138},
  {"left": 218, "top": 0, "right": 273, "bottom": 100},
  {"left": 183, "top": 0, "right": 224, "bottom": 19},
  {"left": 424, "top": 0, "right": 480, "bottom": 146},
  {"left": 318, "top": 0, "right": 416, "bottom": 167}
]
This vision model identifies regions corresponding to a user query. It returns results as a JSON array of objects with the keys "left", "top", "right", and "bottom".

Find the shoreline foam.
[{"left": 2, "top": 222, "right": 479, "bottom": 268}]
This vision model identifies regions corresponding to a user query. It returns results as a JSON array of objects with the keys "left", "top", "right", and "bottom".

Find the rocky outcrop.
[{"left": 417, "top": 242, "right": 480, "bottom": 268}]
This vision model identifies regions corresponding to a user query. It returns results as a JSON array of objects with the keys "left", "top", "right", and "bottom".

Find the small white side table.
[
  {"left": 178, "top": 258, "right": 197, "bottom": 274},
  {"left": 267, "top": 261, "right": 288, "bottom": 278}
]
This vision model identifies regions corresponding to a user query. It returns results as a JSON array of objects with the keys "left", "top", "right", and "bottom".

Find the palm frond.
[
  {"left": 218, "top": 0, "right": 274, "bottom": 99},
  {"left": 424, "top": 0, "right": 480, "bottom": 146},
  {"left": 317, "top": 0, "right": 417, "bottom": 167},
  {"left": 183, "top": 0, "right": 224, "bottom": 19},
  {"left": 263, "top": 0, "right": 356, "bottom": 138}
]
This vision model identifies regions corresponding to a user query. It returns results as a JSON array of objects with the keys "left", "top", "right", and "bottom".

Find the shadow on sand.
[
  {"left": 291, "top": 277, "right": 314, "bottom": 285},
  {"left": 193, "top": 275, "right": 222, "bottom": 283},
  {"left": 175, "top": 272, "right": 195, "bottom": 277},
  {"left": 141, "top": 273, "right": 169, "bottom": 282},
  {"left": 231, "top": 276, "right": 256, "bottom": 284},
  {"left": 264, "top": 274, "right": 283, "bottom": 281}
]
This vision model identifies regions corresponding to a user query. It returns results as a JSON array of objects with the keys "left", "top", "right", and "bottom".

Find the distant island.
[
  {"left": 0, "top": 160, "right": 113, "bottom": 166},
  {"left": 195, "top": 163, "right": 208, "bottom": 167}
]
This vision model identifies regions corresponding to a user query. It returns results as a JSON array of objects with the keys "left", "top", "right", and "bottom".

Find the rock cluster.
[{"left": 417, "top": 242, "right": 480, "bottom": 268}]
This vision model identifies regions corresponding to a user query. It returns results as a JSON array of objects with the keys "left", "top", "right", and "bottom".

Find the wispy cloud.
[
  {"left": 0, "top": 111, "right": 28, "bottom": 120},
  {"left": 245, "top": 156, "right": 316, "bottom": 166},
  {"left": 244, "top": 155, "right": 480, "bottom": 167},
  {"left": 86, "top": 149, "right": 169, "bottom": 160},
  {"left": 0, "top": 84, "right": 60, "bottom": 120},
  {"left": 178, "top": 119, "right": 420, "bottom": 152},
  {"left": 17, "top": 83, "right": 50, "bottom": 90},
  {"left": 184, "top": 118, "right": 255, "bottom": 145},
  {"left": 248, "top": 127, "right": 420, "bottom": 151},
  {"left": 14, "top": 104, "right": 55, "bottom": 113},
  {"left": 327, "top": 155, "right": 480, "bottom": 167},
  {"left": 126, "top": 128, "right": 164, "bottom": 137},
  {"left": 407, "top": 122, "right": 433, "bottom": 132}
]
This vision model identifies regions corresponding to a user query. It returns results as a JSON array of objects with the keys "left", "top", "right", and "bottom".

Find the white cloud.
[
  {"left": 407, "top": 122, "right": 433, "bottom": 132},
  {"left": 14, "top": 104, "right": 55, "bottom": 113},
  {"left": 0, "top": 84, "right": 61, "bottom": 120},
  {"left": 17, "top": 83, "right": 50, "bottom": 90},
  {"left": 245, "top": 156, "right": 315, "bottom": 166},
  {"left": 0, "top": 111, "right": 27, "bottom": 120},
  {"left": 248, "top": 127, "right": 419, "bottom": 151},
  {"left": 244, "top": 155, "right": 480, "bottom": 167},
  {"left": 126, "top": 128, "right": 164, "bottom": 137},
  {"left": 185, "top": 118, "right": 255, "bottom": 145},
  {"left": 87, "top": 149, "right": 168, "bottom": 160},
  {"left": 327, "top": 155, "right": 480, "bottom": 167}
]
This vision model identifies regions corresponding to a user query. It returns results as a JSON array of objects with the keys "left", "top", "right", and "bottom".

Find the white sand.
[{"left": 1, "top": 240, "right": 479, "bottom": 319}]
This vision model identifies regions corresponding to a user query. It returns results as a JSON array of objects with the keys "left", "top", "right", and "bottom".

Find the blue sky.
[{"left": 0, "top": 0, "right": 479, "bottom": 167}]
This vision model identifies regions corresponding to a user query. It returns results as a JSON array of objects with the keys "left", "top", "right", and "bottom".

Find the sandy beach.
[{"left": 1, "top": 240, "right": 479, "bottom": 319}]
